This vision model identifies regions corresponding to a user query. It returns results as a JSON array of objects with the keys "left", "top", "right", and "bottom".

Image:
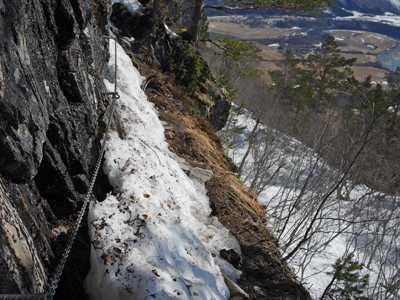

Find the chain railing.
[
  {"left": 0, "top": 36, "right": 119, "bottom": 300},
  {"left": 44, "top": 36, "right": 119, "bottom": 300},
  {"left": 0, "top": 37, "right": 118, "bottom": 300}
]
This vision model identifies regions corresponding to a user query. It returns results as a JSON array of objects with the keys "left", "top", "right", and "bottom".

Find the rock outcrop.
[
  {"left": 0, "top": 0, "right": 112, "bottom": 296},
  {"left": 110, "top": 3, "right": 231, "bottom": 131}
]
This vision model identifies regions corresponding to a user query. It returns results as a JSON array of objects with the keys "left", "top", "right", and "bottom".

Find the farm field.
[{"left": 208, "top": 17, "right": 398, "bottom": 84}]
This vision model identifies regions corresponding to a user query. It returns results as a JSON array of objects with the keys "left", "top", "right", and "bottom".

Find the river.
[{"left": 378, "top": 40, "right": 400, "bottom": 72}]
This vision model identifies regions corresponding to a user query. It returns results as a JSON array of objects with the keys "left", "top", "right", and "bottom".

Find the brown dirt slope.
[{"left": 117, "top": 36, "right": 311, "bottom": 300}]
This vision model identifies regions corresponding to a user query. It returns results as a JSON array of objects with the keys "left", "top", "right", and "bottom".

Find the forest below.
[{"left": 200, "top": 24, "right": 400, "bottom": 298}]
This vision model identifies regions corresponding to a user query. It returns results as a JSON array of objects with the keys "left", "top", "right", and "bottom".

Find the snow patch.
[
  {"left": 110, "top": 0, "right": 143, "bottom": 15},
  {"left": 164, "top": 24, "right": 181, "bottom": 39},
  {"left": 388, "top": 0, "right": 400, "bottom": 10},
  {"left": 84, "top": 40, "right": 241, "bottom": 300}
]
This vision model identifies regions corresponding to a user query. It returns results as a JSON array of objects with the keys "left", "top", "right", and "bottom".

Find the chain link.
[{"left": 46, "top": 37, "right": 118, "bottom": 300}]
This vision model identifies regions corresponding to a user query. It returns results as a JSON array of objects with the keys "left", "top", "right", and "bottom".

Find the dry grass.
[{"left": 158, "top": 107, "right": 268, "bottom": 223}]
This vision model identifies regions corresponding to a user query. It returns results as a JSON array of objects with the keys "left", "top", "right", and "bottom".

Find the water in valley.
[{"left": 378, "top": 40, "right": 400, "bottom": 71}]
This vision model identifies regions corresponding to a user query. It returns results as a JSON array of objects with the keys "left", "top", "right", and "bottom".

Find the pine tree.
[
  {"left": 301, "top": 35, "right": 357, "bottom": 112},
  {"left": 213, "top": 38, "right": 262, "bottom": 150},
  {"left": 215, "top": 37, "right": 263, "bottom": 85},
  {"left": 269, "top": 37, "right": 357, "bottom": 115},
  {"left": 269, "top": 48, "right": 314, "bottom": 115},
  {"left": 320, "top": 254, "right": 370, "bottom": 300}
]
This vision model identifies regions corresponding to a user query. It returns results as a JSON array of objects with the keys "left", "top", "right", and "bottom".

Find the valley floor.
[{"left": 208, "top": 16, "right": 399, "bottom": 84}]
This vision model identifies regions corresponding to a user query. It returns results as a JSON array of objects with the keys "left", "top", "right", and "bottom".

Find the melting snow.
[{"left": 84, "top": 40, "right": 241, "bottom": 300}]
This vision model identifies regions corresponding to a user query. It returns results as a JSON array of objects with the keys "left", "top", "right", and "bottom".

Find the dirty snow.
[{"left": 84, "top": 40, "right": 241, "bottom": 300}]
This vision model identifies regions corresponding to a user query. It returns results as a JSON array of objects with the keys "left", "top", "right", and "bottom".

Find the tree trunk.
[
  {"left": 153, "top": 0, "right": 159, "bottom": 31},
  {"left": 187, "top": 0, "right": 203, "bottom": 44},
  {"left": 238, "top": 118, "right": 260, "bottom": 174},
  {"left": 320, "top": 275, "right": 336, "bottom": 300}
]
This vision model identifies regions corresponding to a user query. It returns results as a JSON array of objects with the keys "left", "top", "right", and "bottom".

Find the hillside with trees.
[{"left": 205, "top": 31, "right": 400, "bottom": 299}]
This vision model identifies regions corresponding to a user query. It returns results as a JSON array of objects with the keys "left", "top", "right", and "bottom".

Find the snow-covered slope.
[
  {"left": 389, "top": 0, "right": 400, "bottom": 10},
  {"left": 84, "top": 40, "right": 240, "bottom": 300},
  {"left": 334, "top": 0, "right": 400, "bottom": 14},
  {"left": 223, "top": 109, "right": 400, "bottom": 299}
]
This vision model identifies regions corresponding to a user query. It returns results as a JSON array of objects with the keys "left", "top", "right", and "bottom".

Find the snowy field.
[
  {"left": 84, "top": 40, "right": 241, "bottom": 300},
  {"left": 335, "top": 10, "right": 400, "bottom": 27},
  {"left": 222, "top": 109, "right": 400, "bottom": 299}
]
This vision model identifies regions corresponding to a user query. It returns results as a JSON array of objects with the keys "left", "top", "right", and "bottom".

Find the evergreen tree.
[
  {"left": 301, "top": 35, "right": 357, "bottom": 112},
  {"left": 320, "top": 254, "right": 370, "bottom": 300},
  {"left": 212, "top": 38, "right": 262, "bottom": 150},
  {"left": 269, "top": 48, "right": 300, "bottom": 104},
  {"left": 269, "top": 48, "right": 314, "bottom": 115},
  {"left": 215, "top": 37, "right": 263, "bottom": 84},
  {"left": 214, "top": 37, "right": 263, "bottom": 102},
  {"left": 169, "top": 41, "right": 203, "bottom": 97},
  {"left": 270, "top": 37, "right": 357, "bottom": 115}
]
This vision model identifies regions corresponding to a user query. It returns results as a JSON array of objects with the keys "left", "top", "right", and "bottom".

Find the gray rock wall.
[{"left": 0, "top": 0, "right": 112, "bottom": 294}]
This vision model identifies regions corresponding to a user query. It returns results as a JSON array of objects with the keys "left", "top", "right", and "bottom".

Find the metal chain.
[{"left": 46, "top": 37, "right": 118, "bottom": 300}]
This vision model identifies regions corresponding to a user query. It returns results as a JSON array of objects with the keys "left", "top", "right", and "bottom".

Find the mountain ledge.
[{"left": 0, "top": 1, "right": 310, "bottom": 299}]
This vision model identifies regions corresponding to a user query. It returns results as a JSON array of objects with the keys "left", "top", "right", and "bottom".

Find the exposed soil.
[{"left": 118, "top": 35, "right": 311, "bottom": 299}]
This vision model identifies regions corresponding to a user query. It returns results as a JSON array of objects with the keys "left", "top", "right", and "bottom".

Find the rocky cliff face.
[
  {"left": 0, "top": 0, "right": 231, "bottom": 296},
  {"left": 0, "top": 0, "right": 112, "bottom": 295}
]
